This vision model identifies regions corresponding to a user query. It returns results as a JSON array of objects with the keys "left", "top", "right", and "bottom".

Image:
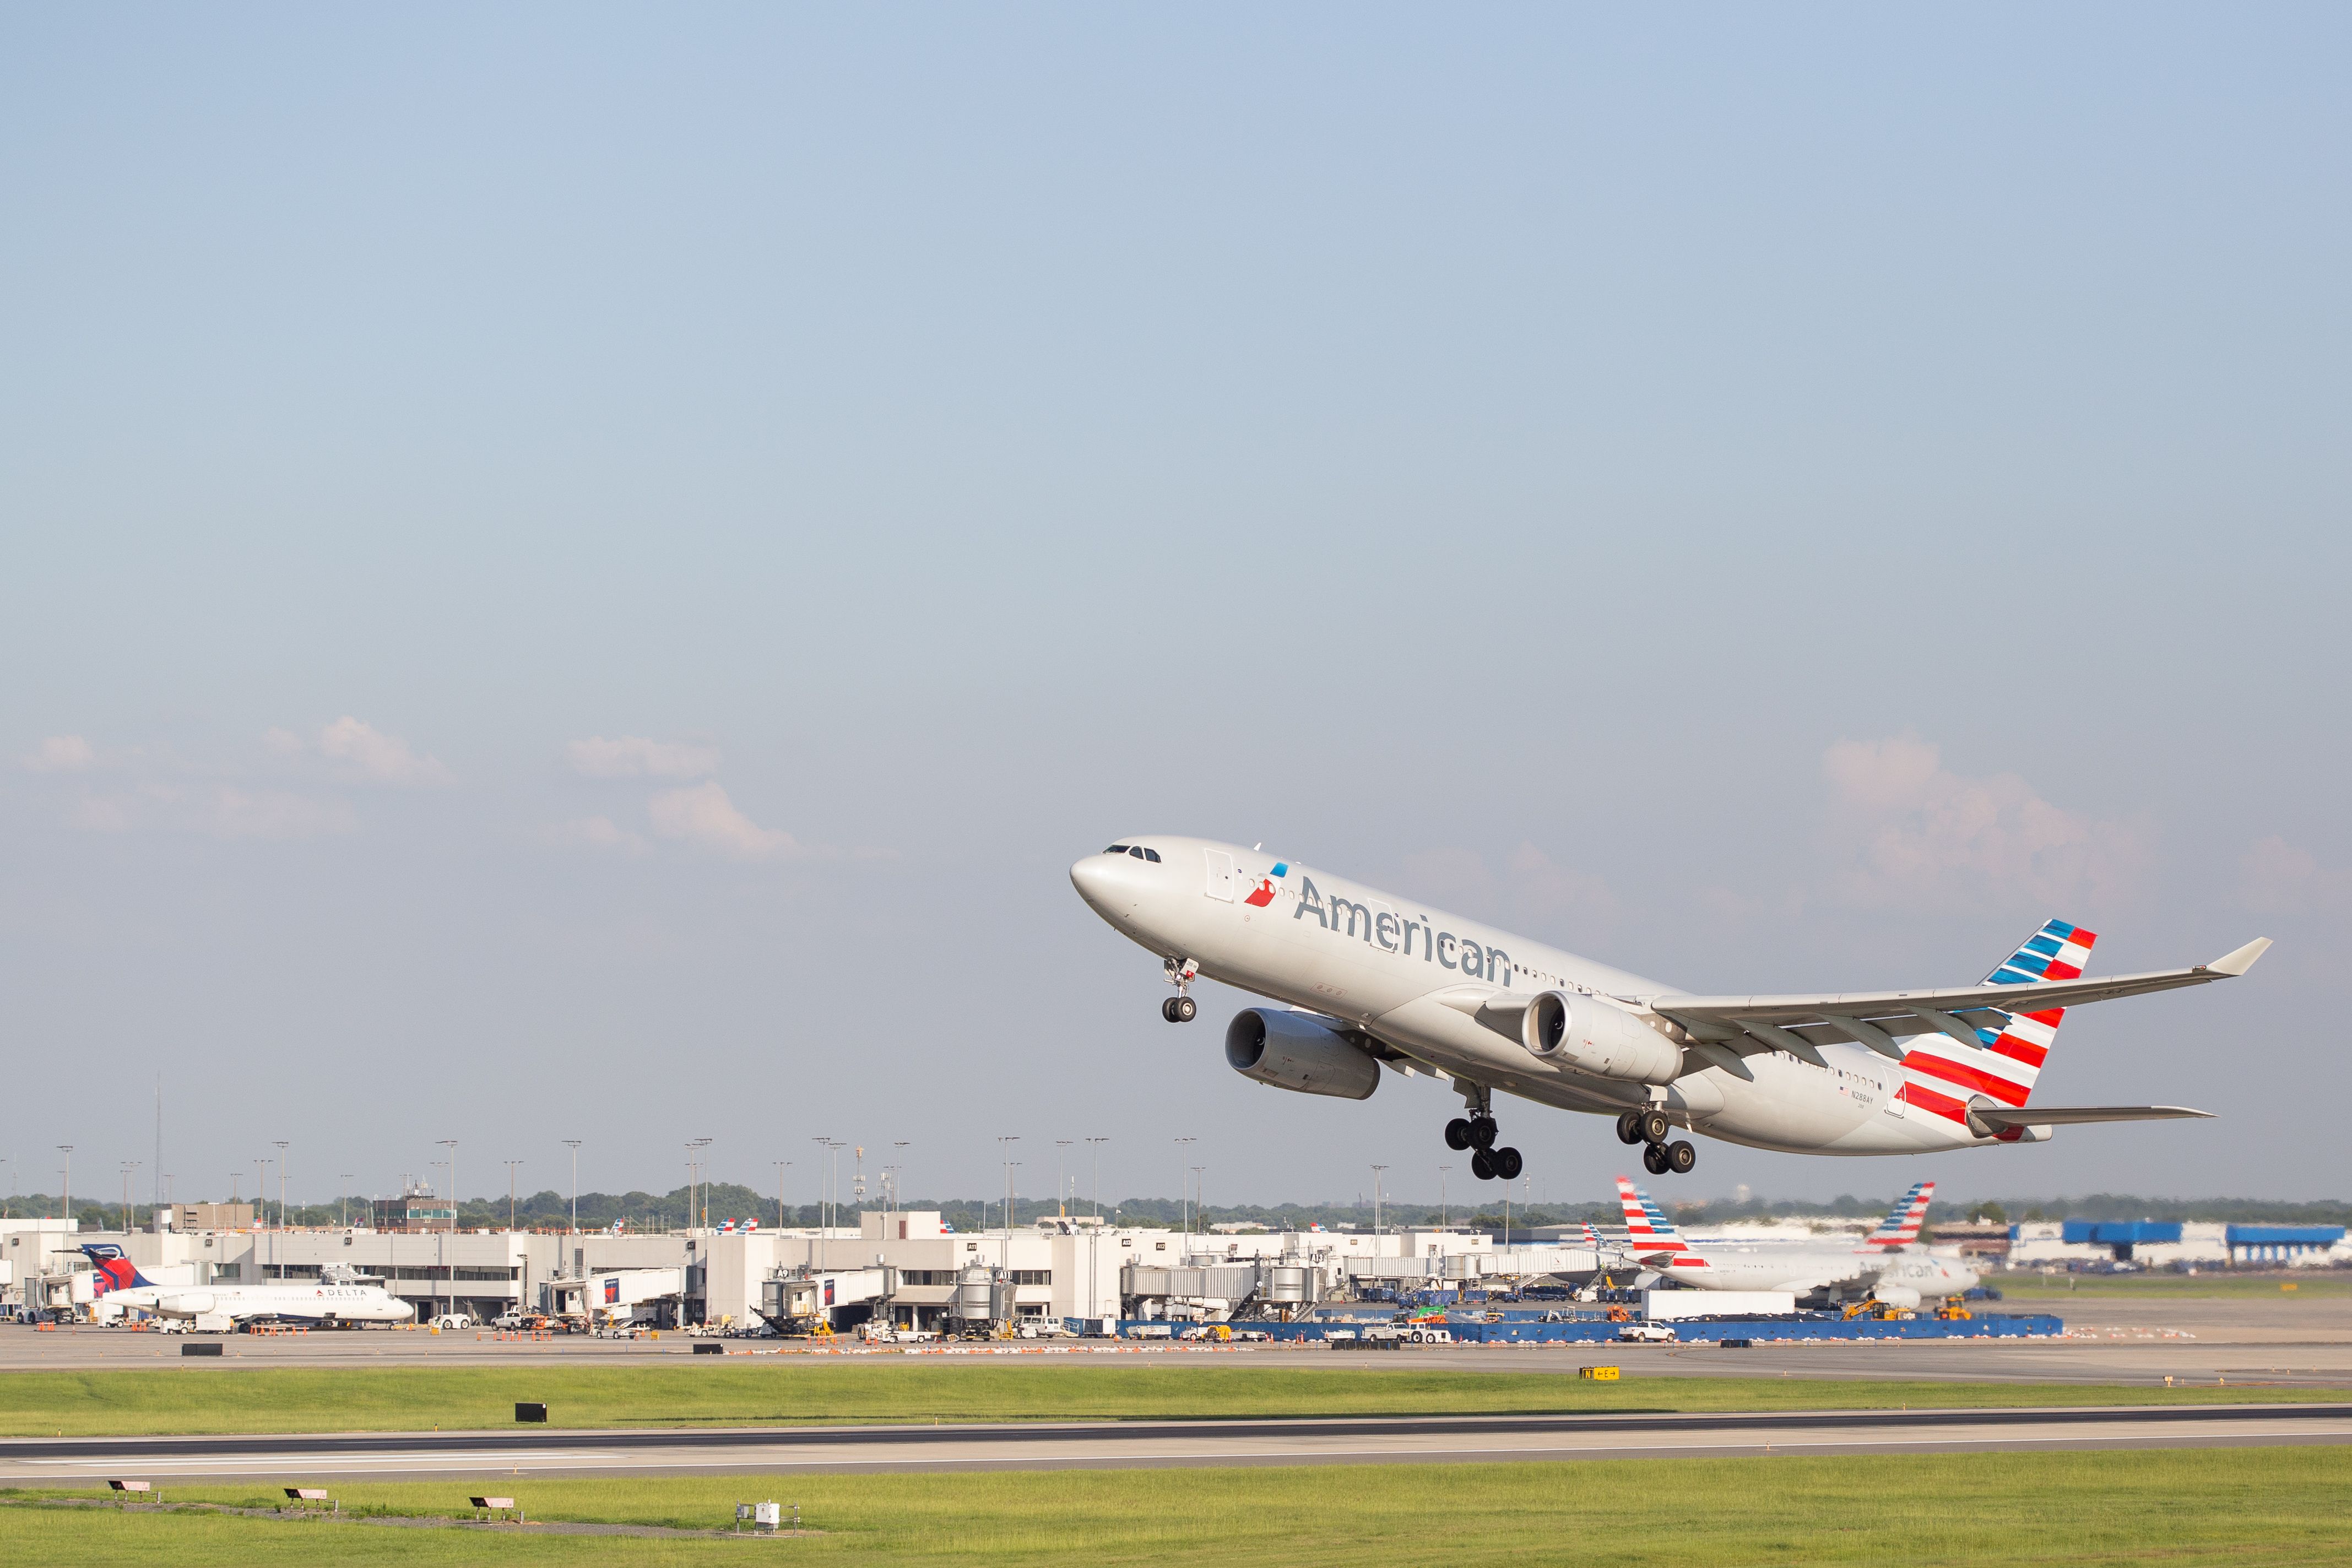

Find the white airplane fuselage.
[
  {"left": 102, "top": 1282, "right": 413, "bottom": 1326},
  {"left": 1071, "top": 836, "right": 2028, "bottom": 1157},
  {"left": 1663, "top": 1244, "right": 1979, "bottom": 1300}
]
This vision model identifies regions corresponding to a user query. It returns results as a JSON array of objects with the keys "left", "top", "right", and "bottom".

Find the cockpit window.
[
  {"left": 1105, "top": 845, "right": 1130, "bottom": 855},
  {"left": 1139, "top": 847, "right": 1161, "bottom": 862},
  {"left": 1128, "top": 846, "right": 1147, "bottom": 859}
]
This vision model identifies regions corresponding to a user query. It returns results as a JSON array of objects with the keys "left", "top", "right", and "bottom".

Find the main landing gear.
[
  {"left": 1618, "top": 1109, "right": 1697, "bottom": 1176},
  {"left": 1160, "top": 957, "right": 1199, "bottom": 1023},
  {"left": 1443, "top": 1113, "right": 1522, "bottom": 1183}
]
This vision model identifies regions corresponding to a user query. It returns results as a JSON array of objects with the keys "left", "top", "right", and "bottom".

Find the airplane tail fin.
[
  {"left": 78, "top": 1243, "right": 156, "bottom": 1294},
  {"left": 1615, "top": 1177, "right": 1686, "bottom": 1250},
  {"left": 1902, "top": 919, "right": 2095, "bottom": 1128},
  {"left": 1863, "top": 1180, "right": 1934, "bottom": 1249}
]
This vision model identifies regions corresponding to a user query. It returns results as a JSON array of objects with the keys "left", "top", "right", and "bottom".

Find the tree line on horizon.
[{"left": 7, "top": 1185, "right": 2349, "bottom": 1234}]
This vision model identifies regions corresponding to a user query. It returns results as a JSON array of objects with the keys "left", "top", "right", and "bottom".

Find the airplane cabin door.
[{"left": 1204, "top": 849, "right": 1235, "bottom": 901}]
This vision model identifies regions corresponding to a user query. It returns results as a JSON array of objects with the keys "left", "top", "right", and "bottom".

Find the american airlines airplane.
[
  {"left": 1611, "top": 1178, "right": 1976, "bottom": 1307},
  {"left": 1070, "top": 837, "right": 2267, "bottom": 1181},
  {"left": 82, "top": 1245, "right": 413, "bottom": 1331}
]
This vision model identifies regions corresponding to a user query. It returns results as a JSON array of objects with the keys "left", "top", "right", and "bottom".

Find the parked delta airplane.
[
  {"left": 81, "top": 1245, "right": 413, "bottom": 1331},
  {"left": 1070, "top": 838, "right": 2268, "bottom": 1180},
  {"left": 1612, "top": 1178, "right": 1977, "bottom": 1307}
]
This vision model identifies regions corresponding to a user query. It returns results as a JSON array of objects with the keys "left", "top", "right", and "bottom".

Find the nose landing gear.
[{"left": 1160, "top": 957, "right": 1199, "bottom": 1023}]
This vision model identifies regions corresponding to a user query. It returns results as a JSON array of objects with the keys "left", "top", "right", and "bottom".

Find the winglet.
[{"left": 2208, "top": 937, "right": 2272, "bottom": 976}]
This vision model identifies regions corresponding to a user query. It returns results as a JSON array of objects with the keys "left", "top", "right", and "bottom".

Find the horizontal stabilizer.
[{"left": 1970, "top": 1105, "right": 2213, "bottom": 1130}]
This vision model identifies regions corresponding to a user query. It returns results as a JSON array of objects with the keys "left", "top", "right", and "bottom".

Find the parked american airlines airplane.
[
  {"left": 82, "top": 1244, "right": 413, "bottom": 1331},
  {"left": 1611, "top": 1179, "right": 1976, "bottom": 1307},
  {"left": 1070, "top": 838, "right": 2267, "bottom": 1181}
]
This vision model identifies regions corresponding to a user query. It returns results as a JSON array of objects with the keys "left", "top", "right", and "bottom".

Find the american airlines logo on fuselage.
[{"left": 1288, "top": 874, "right": 1512, "bottom": 984}]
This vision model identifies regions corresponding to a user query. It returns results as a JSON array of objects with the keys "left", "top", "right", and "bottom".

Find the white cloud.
[
  {"left": 647, "top": 781, "right": 796, "bottom": 860},
  {"left": 263, "top": 726, "right": 307, "bottom": 756},
  {"left": 317, "top": 717, "right": 452, "bottom": 786},
  {"left": 210, "top": 788, "right": 356, "bottom": 840},
  {"left": 1819, "top": 735, "right": 2146, "bottom": 912},
  {"left": 543, "top": 815, "right": 651, "bottom": 855},
  {"left": 566, "top": 735, "right": 721, "bottom": 779},
  {"left": 2237, "top": 835, "right": 2348, "bottom": 915},
  {"left": 25, "top": 735, "right": 95, "bottom": 772}
]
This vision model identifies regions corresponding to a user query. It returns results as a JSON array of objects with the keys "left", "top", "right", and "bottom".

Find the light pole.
[
  {"left": 1173, "top": 1138, "right": 1196, "bottom": 1236},
  {"left": 686, "top": 1137, "right": 711, "bottom": 1233},
  {"left": 505, "top": 1160, "right": 523, "bottom": 1233},
  {"left": 121, "top": 1162, "right": 140, "bottom": 1234},
  {"left": 257, "top": 1157, "right": 274, "bottom": 1274},
  {"left": 772, "top": 1160, "right": 791, "bottom": 1231},
  {"left": 1371, "top": 1164, "right": 1386, "bottom": 1238},
  {"left": 274, "top": 1141, "right": 289, "bottom": 1230},
  {"left": 562, "top": 1140, "right": 582, "bottom": 1236},
  {"left": 339, "top": 1174, "right": 354, "bottom": 1230},
  {"left": 1438, "top": 1166, "right": 1451, "bottom": 1229},
  {"left": 1085, "top": 1137, "right": 1109, "bottom": 1220},
  {"left": 892, "top": 1142, "right": 909, "bottom": 1214},
  {"left": 996, "top": 1137, "right": 1020, "bottom": 1234},
  {"left": 436, "top": 1140, "right": 457, "bottom": 1322},
  {"left": 1190, "top": 1166, "right": 1206, "bottom": 1238}
]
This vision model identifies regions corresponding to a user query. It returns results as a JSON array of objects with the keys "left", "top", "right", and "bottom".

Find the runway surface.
[
  {"left": 6, "top": 1304, "right": 2347, "bottom": 1390},
  {"left": 7, "top": 1403, "right": 2349, "bottom": 1480}
]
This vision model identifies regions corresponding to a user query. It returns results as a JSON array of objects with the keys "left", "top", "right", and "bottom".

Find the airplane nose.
[{"left": 1070, "top": 853, "right": 1136, "bottom": 917}]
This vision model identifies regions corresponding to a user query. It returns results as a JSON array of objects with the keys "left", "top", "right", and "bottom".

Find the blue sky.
[{"left": 3, "top": 7, "right": 2345, "bottom": 1212}]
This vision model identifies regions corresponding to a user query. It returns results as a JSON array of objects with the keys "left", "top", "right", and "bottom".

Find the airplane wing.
[
  {"left": 1969, "top": 1105, "right": 2213, "bottom": 1129},
  {"left": 1649, "top": 938, "right": 2269, "bottom": 1052}
]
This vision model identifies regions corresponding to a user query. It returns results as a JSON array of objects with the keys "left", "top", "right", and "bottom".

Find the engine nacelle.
[
  {"left": 156, "top": 1292, "right": 216, "bottom": 1318},
  {"left": 1872, "top": 1284, "right": 1922, "bottom": 1311},
  {"left": 1224, "top": 1009, "right": 1382, "bottom": 1101},
  {"left": 1522, "top": 991, "right": 1682, "bottom": 1084}
]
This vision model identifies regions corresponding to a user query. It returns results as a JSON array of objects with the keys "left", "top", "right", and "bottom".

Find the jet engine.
[
  {"left": 1522, "top": 991, "right": 1682, "bottom": 1084},
  {"left": 155, "top": 1292, "right": 215, "bottom": 1318},
  {"left": 1224, "top": 1009, "right": 1381, "bottom": 1100},
  {"left": 1871, "top": 1284, "right": 1922, "bottom": 1311}
]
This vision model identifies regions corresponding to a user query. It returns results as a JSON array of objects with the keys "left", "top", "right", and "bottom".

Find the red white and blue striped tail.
[
  {"left": 1614, "top": 1177, "right": 1709, "bottom": 1268},
  {"left": 1863, "top": 1180, "right": 1934, "bottom": 1249},
  {"left": 1899, "top": 919, "right": 2097, "bottom": 1131}
]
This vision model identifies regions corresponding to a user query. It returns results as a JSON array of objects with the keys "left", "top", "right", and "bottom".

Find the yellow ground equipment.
[{"left": 1934, "top": 1297, "right": 1973, "bottom": 1320}]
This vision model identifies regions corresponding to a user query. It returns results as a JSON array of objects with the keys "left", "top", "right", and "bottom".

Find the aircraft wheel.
[
  {"left": 1616, "top": 1111, "right": 1643, "bottom": 1145},
  {"left": 1174, "top": 995, "right": 1197, "bottom": 1023},
  {"left": 1161, "top": 998, "right": 1181, "bottom": 1022},
  {"left": 1444, "top": 1117, "right": 1473, "bottom": 1151},
  {"left": 1639, "top": 1109, "right": 1673, "bottom": 1146},
  {"left": 1641, "top": 1141, "right": 1670, "bottom": 1176},
  {"left": 1470, "top": 1148, "right": 1496, "bottom": 1181},
  {"left": 1667, "top": 1140, "right": 1697, "bottom": 1174},
  {"left": 1468, "top": 1117, "right": 1498, "bottom": 1151},
  {"left": 1493, "top": 1146, "right": 1524, "bottom": 1181}
]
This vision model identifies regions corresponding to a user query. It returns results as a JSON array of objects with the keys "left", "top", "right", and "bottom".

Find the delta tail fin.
[{"left": 78, "top": 1243, "right": 156, "bottom": 1294}]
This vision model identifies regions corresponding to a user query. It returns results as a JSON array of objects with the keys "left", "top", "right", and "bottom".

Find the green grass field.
[
  {"left": 0, "top": 1363, "right": 2334, "bottom": 1436},
  {"left": 6, "top": 1447, "right": 2349, "bottom": 1565},
  {"left": 1990, "top": 1270, "right": 2351, "bottom": 1299}
]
